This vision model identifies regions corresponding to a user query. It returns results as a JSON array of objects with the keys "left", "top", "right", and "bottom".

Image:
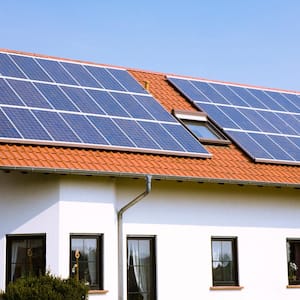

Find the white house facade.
[{"left": 0, "top": 49, "right": 299, "bottom": 300}]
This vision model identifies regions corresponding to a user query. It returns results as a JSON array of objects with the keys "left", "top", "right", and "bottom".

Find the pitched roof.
[{"left": 0, "top": 49, "right": 299, "bottom": 187}]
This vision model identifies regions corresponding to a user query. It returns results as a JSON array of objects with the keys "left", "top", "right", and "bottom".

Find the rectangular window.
[
  {"left": 287, "top": 239, "right": 300, "bottom": 285},
  {"left": 6, "top": 234, "right": 46, "bottom": 285},
  {"left": 127, "top": 236, "right": 156, "bottom": 300},
  {"left": 70, "top": 234, "right": 103, "bottom": 290},
  {"left": 211, "top": 237, "right": 239, "bottom": 286}
]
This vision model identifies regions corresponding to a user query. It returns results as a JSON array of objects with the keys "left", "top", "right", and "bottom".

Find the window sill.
[
  {"left": 210, "top": 286, "right": 244, "bottom": 291},
  {"left": 287, "top": 285, "right": 300, "bottom": 289},
  {"left": 88, "top": 290, "right": 109, "bottom": 295}
]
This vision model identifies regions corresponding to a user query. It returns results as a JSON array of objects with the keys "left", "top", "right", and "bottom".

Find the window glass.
[
  {"left": 287, "top": 239, "right": 300, "bottom": 285},
  {"left": 6, "top": 235, "right": 46, "bottom": 284},
  {"left": 127, "top": 237, "right": 156, "bottom": 300},
  {"left": 70, "top": 235, "right": 102, "bottom": 290},
  {"left": 211, "top": 237, "right": 238, "bottom": 286},
  {"left": 185, "top": 121, "right": 220, "bottom": 140}
]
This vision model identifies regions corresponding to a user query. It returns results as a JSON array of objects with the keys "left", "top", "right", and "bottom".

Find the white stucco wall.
[
  {"left": 0, "top": 172, "right": 300, "bottom": 300},
  {"left": 118, "top": 179, "right": 300, "bottom": 300}
]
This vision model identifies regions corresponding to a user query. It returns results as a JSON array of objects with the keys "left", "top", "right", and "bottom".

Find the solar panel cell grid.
[
  {"left": 3, "top": 107, "right": 52, "bottom": 140},
  {"left": 0, "top": 52, "right": 211, "bottom": 158},
  {"left": 0, "top": 109, "right": 22, "bottom": 138},
  {"left": 11, "top": 55, "right": 52, "bottom": 82},
  {"left": 8, "top": 79, "right": 52, "bottom": 109},
  {"left": 33, "top": 110, "right": 81, "bottom": 143},
  {"left": 0, "top": 78, "right": 24, "bottom": 106},
  {"left": 168, "top": 76, "right": 300, "bottom": 165},
  {"left": 37, "top": 58, "right": 78, "bottom": 85},
  {"left": 0, "top": 53, "right": 26, "bottom": 78}
]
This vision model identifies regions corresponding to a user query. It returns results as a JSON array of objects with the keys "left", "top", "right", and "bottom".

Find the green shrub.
[{"left": 2, "top": 273, "right": 88, "bottom": 300}]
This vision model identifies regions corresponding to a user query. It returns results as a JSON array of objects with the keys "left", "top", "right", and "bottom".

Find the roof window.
[{"left": 173, "top": 110, "right": 230, "bottom": 145}]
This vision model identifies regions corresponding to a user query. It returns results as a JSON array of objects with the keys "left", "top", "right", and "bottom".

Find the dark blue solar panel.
[
  {"left": 226, "top": 131, "right": 273, "bottom": 160},
  {"left": 210, "top": 83, "right": 249, "bottom": 107},
  {"left": 36, "top": 59, "right": 78, "bottom": 85},
  {"left": 282, "top": 93, "right": 300, "bottom": 112},
  {"left": 133, "top": 95, "right": 175, "bottom": 122},
  {"left": 290, "top": 137, "right": 300, "bottom": 148},
  {"left": 259, "top": 111, "right": 298, "bottom": 136},
  {"left": 248, "top": 89, "right": 284, "bottom": 111},
  {"left": 35, "top": 83, "right": 79, "bottom": 111},
  {"left": 228, "top": 86, "right": 267, "bottom": 109},
  {"left": 197, "top": 103, "right": 239, "bottom": 129},
  {"left": 0, "top": 78, "right": 24, "bottom": 106},
  {"left": 266, "top": 91, "right": 300, "bottom": 113},
  {"left": 86, "top": 90, "right": 130, "bottom": 117},
  {"left": 138, "top": 121, "right": 184, "bottom": 151},
  {"left": 276, "top": 113, "right": 300, "bottom": 135},
  {"left": 271, "top": 135, "right": 300, "bottom": 161},
  {"left": 168, "top": 77, "right": 210, "bottom": 102},
  {"left": 114, "top": 119, "right": 160, "bottom": 149},
  {"left": 169, "top": 76, "right": 300, "bottom": 164},
  {"left": 192, "top": 81, "right": 230, "bottom": 105},
  {"left": 8, "top": 79, "right": 51, "bottom": 109},
  {"left": 0, "top": 109, "right": 22, "bottom": 138},
  {"left": 88, "top": 116, "right": 135, "bottom": 147},
  {"left": 108, "top": 68, "right": 147, "bottom": 94},
  {"left": 221, "top": 107, "right": 260, "bottom": 131},
  {"left": 61, "top": 62, "right": 102, "bottom": 88},
  {"left": 33, "top": 110, "right": 80, "bottom": 143},
  {"left": 84, "top": 65, "right": 125, "bottom": 91},
  {"left": 3, "top": 107, "right": 52, "bottom": 140},
  {"left": 0, "top": 53, "right": 26, "bottom": 78},
  {"left": 111, "top": 92, "right": 153, "bottom": 119},
  {"left": 61, "top": 87, "right": 105, "bottom": 114},
  {"left": 61, "top": 113, "right": 109, "bottom": 145},
  {"left": 248, "top": 133, "right": 293, "bottom": 161},
  {"left": 240, "top": 109, "right": 280, "bottom": 134},
  {"left": 10, "top": 54, "right": 52, "bottom": 82},
  {"left": 162, "top": 123, "right": 210, "bottom": 154}
]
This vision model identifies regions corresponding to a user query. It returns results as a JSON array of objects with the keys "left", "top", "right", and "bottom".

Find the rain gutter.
[
  {"left": 0, "top": 166, "right": 299, "bottom": 188},
  {"left": 117, "top": 175, "right": 152, "bottom": 300}
]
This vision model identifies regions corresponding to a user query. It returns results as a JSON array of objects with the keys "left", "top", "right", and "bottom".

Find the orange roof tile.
[{"left": 0, "top": 49, "right": 299, "bottom": 186}]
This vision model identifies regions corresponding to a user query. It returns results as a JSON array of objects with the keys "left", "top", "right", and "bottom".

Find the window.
[
  {"left": 6, "top": 234, "right": 46, "bottom": 285},
  {"left": 127, "top": 236, "right": 156, "bottom": 300},
  {"left": 173, "top": 110, "right": 230, "bottom": 145},
  {"left": 211, "top": 237, "right": 239, "bottom": 286},
  {"left": 70, "top": 234, "right": 103, "bottom": 290},
  {"left": 287, "top": 239, "right": 300, "bottom": 285}
]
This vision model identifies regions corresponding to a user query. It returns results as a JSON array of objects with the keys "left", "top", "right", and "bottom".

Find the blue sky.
[{"left": 1, "top": 0, "right": 300, "bottom": 91}]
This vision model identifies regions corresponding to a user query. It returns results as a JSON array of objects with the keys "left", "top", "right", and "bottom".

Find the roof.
[{"left": 0, "top": 49, "right": 299, "bottom": 187}]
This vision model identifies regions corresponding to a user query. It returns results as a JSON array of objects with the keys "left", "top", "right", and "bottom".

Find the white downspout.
[{"left": 117, "top": 175, "right": 152, "bottom": 300}]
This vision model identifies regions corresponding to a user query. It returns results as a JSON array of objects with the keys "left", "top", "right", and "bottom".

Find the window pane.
[
  {"left": 7, "top": 235, "right": 45, "bottom": 284},
  {"left": 70, "top": 235, "right": 102, "bottom": 290},
  {"left": 127, "top": 237, "right": 156, "bottom": 300},
  {"left": 211, "top": 237, "right": 238, "bottom": 286},
  {"left": 287, "top": 240, "right": 300, "bottom": 284}
]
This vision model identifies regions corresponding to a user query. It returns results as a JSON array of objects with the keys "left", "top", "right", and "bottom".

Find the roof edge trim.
[{"left": 1, "top": 166, "right": 299, "bottom": 189}]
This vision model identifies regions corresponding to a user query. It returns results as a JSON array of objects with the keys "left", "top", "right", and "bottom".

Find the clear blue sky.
[{"left": 1, "top": 0, "right": 300, "bottom": 91}]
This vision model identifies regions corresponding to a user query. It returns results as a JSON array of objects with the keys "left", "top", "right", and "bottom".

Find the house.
[{"left": 0, "top": 48, "right": 299, "bottom": 300}]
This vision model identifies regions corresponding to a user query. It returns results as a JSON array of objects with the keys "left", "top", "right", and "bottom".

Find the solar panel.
[
  {"left": 0, "top": 51, "right": 211, "bottom": 158},
  {"left": 168, "top": 76, "right": 300, "bottom": 165}
]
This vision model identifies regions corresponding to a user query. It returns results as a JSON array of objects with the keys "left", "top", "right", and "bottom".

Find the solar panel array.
[
  {"left": 0, "top": 52, "right": 211, "bottom": 158},
  {"left": 168, "top": 76, "right": 300, "bottom": 165}
]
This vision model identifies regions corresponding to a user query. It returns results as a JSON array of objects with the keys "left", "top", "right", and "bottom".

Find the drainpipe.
[{"left": 117, "top": 175, "right": 152, "bottom": 300}]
